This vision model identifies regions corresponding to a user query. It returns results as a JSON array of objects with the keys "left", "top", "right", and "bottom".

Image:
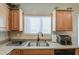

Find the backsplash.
[
  {"left": 9, "top": 32, "right": 51, "bottom": 40},
  {"left": 9, "top": 31, "right": 74, "bottom": 43},
  {"left": 0, "top": 31, "right": 8, "bottom": 44},
  {"left": 52, "top": 31, "right": 73, "bottom": 42}
]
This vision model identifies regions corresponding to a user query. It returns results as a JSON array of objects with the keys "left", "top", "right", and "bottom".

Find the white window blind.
[{"left": 24, "top": 16, "right": 51, "bottom": 34}]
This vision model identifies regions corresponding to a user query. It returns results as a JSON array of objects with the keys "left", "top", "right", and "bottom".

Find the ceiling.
[{"left": 19, "top": 3, "right": 79, "bottom": 15}]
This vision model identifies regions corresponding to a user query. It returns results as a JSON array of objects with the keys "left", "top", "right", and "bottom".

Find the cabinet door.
[
  {"left": 9, "top": 9, "right": 23, "bottom": 31},
  {"left": 23, "top": 49, "right": 54, "bottom": 55},
  {"left": 75, "top": 49, "right": 79, "bottom": 55},
  {"left": 64, "top": 11, "right": 72, "bottom": 31},
  {"left": 56, "top": 11, "right": 64, "bottom": 31},
  {"left": 11, "top": 10, "right": 19, "bottom": 30},
  {"left": 8, "top": 49, "right": 17, "bottom": 55},
  {"left": 9, "top": 10, "right": 12, "bottom": 30},
  {"left": 9, "top": 49, "right": 23, "bottom": 55}
]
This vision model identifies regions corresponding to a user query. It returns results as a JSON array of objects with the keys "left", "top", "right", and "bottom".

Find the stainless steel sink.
[
  {"left": 27, "top": 41, "right": 49, "bottom": 47},
  {"left": 7, "top": 41, "right": 27, "bottom": 46}
]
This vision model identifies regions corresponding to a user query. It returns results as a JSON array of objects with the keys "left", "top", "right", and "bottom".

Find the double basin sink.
[
  {"left": 27, "top": 41, "right": 49, "bottom": 47},
  {"left": 7, "top": 41, "right": 50, "bottom": 47}
]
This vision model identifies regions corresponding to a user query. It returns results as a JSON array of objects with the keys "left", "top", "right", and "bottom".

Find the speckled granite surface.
[{"left": 0, "top": 41, "right": 78, "bottom": 55}]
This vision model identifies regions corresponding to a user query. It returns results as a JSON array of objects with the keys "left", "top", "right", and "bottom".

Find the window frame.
[{"left": 23, "top": 15, "right": 52, "bottom": 35}]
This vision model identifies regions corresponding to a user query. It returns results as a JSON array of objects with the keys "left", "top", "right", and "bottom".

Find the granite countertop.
[{"left": 0, "top": 41, "right": 79, "bottom": 55}]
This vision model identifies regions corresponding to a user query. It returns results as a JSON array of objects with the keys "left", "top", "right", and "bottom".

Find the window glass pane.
[
  {"left": 42, "top": 16, "right": 51, "bottom": 34},
  {"left": 30, "top": 16, "right": 40, "bottom": 33},
  {"left": 24, "top": 16, "right": 30, "bottom": 33},
  {"left": 24, "top": 16, "right": 51, "bottom": 34},
  {"left": 24, "top": 16, "right": 40, "bottom": 34}
]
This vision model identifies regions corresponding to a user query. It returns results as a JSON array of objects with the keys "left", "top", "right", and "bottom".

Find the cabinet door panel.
[
  {"left": 9, "top": 49, "right": 23, "bottom": 55},
  {"left": 23, "top": 49, "right": 54, "bottom": 55},
  {"left": 9, "top": 9, "right": 23, "bottom": 31},
  {"left": 64, "top": 11, "right": 72, "bottom": 31},
  {"left": 55, "top": 10, "right": 72, "bottom": 31},
  {"left": 75, "top": 49, "right": 79, "bottom": 55},
  {"left": 56, "top": 11, "right": 64, "bottom": 31},
  {"left": 11, "top": 10, "right": 19, "bottom": 30}
]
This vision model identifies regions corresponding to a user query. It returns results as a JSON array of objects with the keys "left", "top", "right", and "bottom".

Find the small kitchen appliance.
[{"left": 57, "top": 35, "right": 72, "bottom": 45}]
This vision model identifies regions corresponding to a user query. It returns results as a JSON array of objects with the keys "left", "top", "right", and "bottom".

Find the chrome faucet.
[
  {"left": 37, "top": 32, "right": 43, "bottom": 41},
  {"left": 37, "top": 32, "right": 43, "bottom": 46},
  {"left": 37, "top": 33, "right": 40, "bottom": 42}
]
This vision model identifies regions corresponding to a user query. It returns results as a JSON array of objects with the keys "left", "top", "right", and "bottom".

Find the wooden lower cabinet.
[
  {"left": 9, "top": 49, "right": 54, "bottom": 55},
  {"left": 9, "top": 49, "right": 23, "bottom": 55},
  {"left": 75, "top": 49, "right": 79, "bottom": 55}
]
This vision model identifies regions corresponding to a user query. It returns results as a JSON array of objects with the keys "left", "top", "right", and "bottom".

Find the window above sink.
[{"left": 24, "top": 16, "right": 51, "bottom": 35}]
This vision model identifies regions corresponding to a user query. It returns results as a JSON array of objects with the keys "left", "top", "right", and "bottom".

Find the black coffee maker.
[{"left": 57, "top": 35, "right": 72, "bottom": 45}]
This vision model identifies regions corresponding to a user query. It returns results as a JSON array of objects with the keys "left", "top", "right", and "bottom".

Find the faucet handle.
[{"left": 40, "top": 32, "right": 43, "bottom": 37}]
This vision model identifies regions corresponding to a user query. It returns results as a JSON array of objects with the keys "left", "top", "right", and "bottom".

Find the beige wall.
[{"left": 20, "top": 3, "right": 79, "bottom": 16}]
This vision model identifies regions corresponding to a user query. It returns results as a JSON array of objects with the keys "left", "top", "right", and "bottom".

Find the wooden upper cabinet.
[
  {"left": 11, "top": 10, "right": 19, "bottom": 30},
  {"left": 9, "top": 9, "right": 23, "bottom": 31},
  {"left": 52, "top": 10, "right": 72, "bottom": 31},
  {"left": 0, "top": 4, "right": 9, "bottom": 31}
]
